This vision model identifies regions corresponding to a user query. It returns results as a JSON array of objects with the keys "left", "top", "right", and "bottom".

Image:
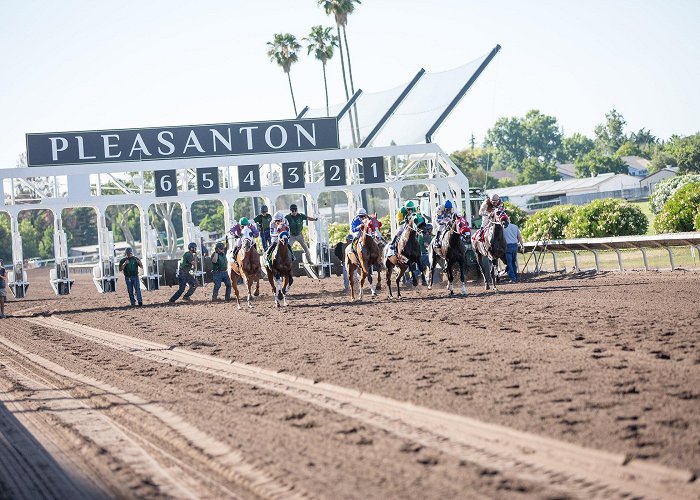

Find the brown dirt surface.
[{"left": 1, "top": 267, "right": 699, "bottom": 499}]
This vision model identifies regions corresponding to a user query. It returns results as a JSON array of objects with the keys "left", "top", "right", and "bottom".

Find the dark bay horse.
[
  {"left": 345, "top": 216, "right": 382, "bottom": 300},
  {"left": 228, "top": 235, "right": 261, "bottom": 309},
  {"left": 265, "top": 232, "right": 293, "bottom": 307},
  {"left": 429, "top": 214, "right": 469, "bottom": 295},
  {"left": 471, "top": 207, "right": 508, "bottom": 291},
  {"left": 385, "top": 217, "right": 422, "bottom": 298}
]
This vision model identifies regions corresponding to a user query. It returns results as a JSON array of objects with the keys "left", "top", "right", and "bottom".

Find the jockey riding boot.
[{"left": 211, "top": 293, "right": 220, "bottom": 302}]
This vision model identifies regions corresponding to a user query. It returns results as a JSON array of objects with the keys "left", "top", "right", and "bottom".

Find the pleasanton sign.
[{"left": 26, "top": 117, "right": 339, "bottom": 167}]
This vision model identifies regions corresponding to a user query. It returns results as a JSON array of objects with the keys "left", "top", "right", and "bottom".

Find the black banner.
[{"left": 26, "top": 117, "right": 339, "bottom": 167}]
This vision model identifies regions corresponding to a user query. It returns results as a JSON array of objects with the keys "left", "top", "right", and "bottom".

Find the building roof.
[
  {"left": 487, "top": 173, "right": 640, "bottom": 199},
  {"left": 489, "top": 169, "right": 516, "bottom": 181},
  {"left": 621, "top": 155, "right": 650, "bottom": 172},
  {"left": 557, "top": 163, "right": 576, "bottom": 178},
  {"left": 642, "top": 166, "right": 678, "bottom": 181}
]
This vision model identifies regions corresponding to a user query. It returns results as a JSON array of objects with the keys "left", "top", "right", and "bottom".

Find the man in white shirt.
[{"left": 503, "top": 222, "right": 524, "bottom": 281}]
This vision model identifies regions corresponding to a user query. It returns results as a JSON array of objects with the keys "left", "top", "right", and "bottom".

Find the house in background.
[
  {"left": 621, "top": 155, "right": 650, "bottom": 177},
  {"left": 489, "top": 169, "right": 517, "bottom": 184},
  {"left": 640, "top": 166, "right": 678, "bottom": 193},
  {"left": 556, "top": 163, "right": 576, "bottom": 180}
]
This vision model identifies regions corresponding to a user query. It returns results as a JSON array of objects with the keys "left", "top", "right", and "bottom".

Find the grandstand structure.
[{"left": 0, "top": 45, "right": 501, "bottom": 297}]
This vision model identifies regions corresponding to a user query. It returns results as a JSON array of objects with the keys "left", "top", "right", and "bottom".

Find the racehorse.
[
  {"left": 228, "top": 233, "right": 261, "bottom": 309},
  {"left": 428, "top": 214, "right": 469, "bottom": 295},
  {"left": 385, "top": 216, "right": 422, "bottom": 298},
  {"left": 345, "top": 215, "right": 382, "bottom": 300},
  {"left": 265, "top": 232, "right": 293, "bottom": 307},
  {"left": 471, "top": 207, "right": 508, "bottom": 291}
]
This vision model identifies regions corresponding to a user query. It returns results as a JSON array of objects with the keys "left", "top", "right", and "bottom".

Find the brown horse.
[
  {"left": 385, "top": 216, "right": 421, "bottom": 298},
  {"left": 265, "top": 232, "right": 293, "bottom": 307},
  {"left": 471, "top": 207, "right": 508, "bottom": 291},
  {"left": 345, "top": 216, "right": 382, "bottom": 300},
  {"left": 429, "top": 214, "right": 468, "bottom": 295},
  {"left": 228, "top": 235, "right": 261, "bottom": 309}
]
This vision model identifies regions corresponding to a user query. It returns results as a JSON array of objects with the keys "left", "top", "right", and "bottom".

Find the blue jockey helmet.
[{"left": 444, "top": 200, "right": 454, "bottom": 209}]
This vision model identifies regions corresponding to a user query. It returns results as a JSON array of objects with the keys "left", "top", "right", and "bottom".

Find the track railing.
[{"left": 522, "top": 232, "right": 700, "bottom": 272}]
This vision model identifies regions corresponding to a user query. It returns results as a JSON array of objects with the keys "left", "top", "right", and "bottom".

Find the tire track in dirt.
[
  {"left": 27, "top": 315, "right": 699, "bottom": 499},
  {"left": 0, "top": 334, "right": 305, "bottom": 500}
]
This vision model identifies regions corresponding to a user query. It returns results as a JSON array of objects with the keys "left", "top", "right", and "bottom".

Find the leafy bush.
[
  {"left": 649, "top": 174, "right": 700, "bottom": 214},
  {"left": 502, "top": 201, "right": 528, "bottom": 228},
  {"left": 653, "top": 181, "right": 700, "bottom": 233},
  {"left": 328, "top": 222, "right": 350, "bottom": 245},
  {"left": 521, "top": 205, "right": 577, "bottom": 241},
  {"left": 564, "top": 199, "right": 648, "bottom": 238},
  {"left": 378, "top": 215, "right": 392, "bottom": 240},
  {"left": 694, "top": 208, "right": 700, "bottom": 231}
]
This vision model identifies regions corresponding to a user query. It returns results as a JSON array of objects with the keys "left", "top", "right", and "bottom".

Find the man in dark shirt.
[
  {"left": 210, "top": 242, "right": 232, "bottom": 301},
  {"left": 254, "top": 205, "right": 273, "bottom": 251},
  {"left": 285, "top": 204, "right": 317, "bottom": 264},
  {"left": 119, "top": 248, "right": 144, "bottom": 306},
  {"left": 169, "top": 242, "right": 198, "bottom": 302}
]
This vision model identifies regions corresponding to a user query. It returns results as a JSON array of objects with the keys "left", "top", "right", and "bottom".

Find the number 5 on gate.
[{"left": 197, "top": 167, "right": 220, "bottom": 195}]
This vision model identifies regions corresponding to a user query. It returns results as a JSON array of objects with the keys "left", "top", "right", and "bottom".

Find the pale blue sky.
[{"left": 1, "top": 0, "right": 698, "bottom": 168}]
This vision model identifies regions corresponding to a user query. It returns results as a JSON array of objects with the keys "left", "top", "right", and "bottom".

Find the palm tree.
[
  {"left": 304, "top": 25, "right": 338, "bottom": 117},
  {"left": 266, "top": 33, "right": 302, "bottom": 116}
]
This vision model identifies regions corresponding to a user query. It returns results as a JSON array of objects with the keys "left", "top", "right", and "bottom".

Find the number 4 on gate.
[{"left": 237, "top": 165, "right": 261, "bottom": 192}]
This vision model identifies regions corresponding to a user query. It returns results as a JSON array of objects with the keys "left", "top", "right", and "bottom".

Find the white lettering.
[
  {"left": 157, "top": 131, "right": 175, "bottom": 155},
  {"left": 101, "top": 134, "right": 121, "bottom": 159},
  {"left": 265, "top": 125, "right": 287, "bottom": 149},
  {"left": 49, "top": 137, "right": 68, "bottom": 161},
  {"left": 129, "top": 133, "right": 152, "bottom": 157},
  {"left": 294, "top": 123, "right": 317, "bottom": 147},
  {"left": 239, "top": 126, "right": 259, "bottom": 150},
  {"left": 75, "top": 136, "right": 96, "bottom": 160},
  {"left": 210, "top": 128, "right": 232, "bottom": 152},
  {"left": 183, "top": 130, "right": 205, "bottom": 153}
]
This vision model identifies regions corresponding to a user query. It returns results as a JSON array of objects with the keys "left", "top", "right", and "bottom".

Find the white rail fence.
[{"left": 522, "top": 232, "right": 700, "bottom": 273}]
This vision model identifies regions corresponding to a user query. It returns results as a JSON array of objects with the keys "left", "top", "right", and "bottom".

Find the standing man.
[
  {"left": 503, "top": 221, "right": 524, "bottom": 282},
  {"left": 285, "top": 204, "right": 317, "bottom": 265},
  {"left": 169, "top": 242, "right": 199, "bottom": 302},
  {"left": 119, "top": 248, "right": 144, "bottom": 306},
  {"left": 0, "top": 260, "right": 7, "bottom": 319},
  {"left": 254, "top": 205, "right": 273, "bottom": 251},
  {"left": 417, "top": 224, "right": 432, "bottom": 286},
  {"left": 210, "top": 241, "right": 231, "bottom": 302}
]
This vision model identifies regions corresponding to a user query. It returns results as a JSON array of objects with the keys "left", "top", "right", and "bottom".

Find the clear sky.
[{"left": 1, "top": 0, "right": 698, "bottom": 168}]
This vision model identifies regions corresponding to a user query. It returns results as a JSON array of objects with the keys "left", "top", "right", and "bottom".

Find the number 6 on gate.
[{"left": 154, "top": 169, "right": 178, "bottom": 197}]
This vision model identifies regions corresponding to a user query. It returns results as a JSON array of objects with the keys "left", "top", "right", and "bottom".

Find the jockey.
[
  {"left": 389, "top": 201, "right": 426, "bottom": 257},
  {"left": 476, "top": 194, "right": 504, "bottom": 241},
  {"left": 434, "top": 200, "right": 457, "bottom": 248},
  {"left": 266, "top": 211, "right": 294, "bottom": 263},
  {"left": 397, "top": 200, "right": 417, "bottom": 225},
  {"left": 229, "top": 217, "right": 260, "bottom": 260},
  {"left": 349, "top": 207, "right": 369, "bottom": 261}
]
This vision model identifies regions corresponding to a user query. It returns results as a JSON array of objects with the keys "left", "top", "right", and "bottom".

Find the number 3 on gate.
[
  {"left": 154, "top": 169, "right": 178, "bottom": 197},
  {"left": 282, "top": 162, "right": 305, "bottom": 189}
]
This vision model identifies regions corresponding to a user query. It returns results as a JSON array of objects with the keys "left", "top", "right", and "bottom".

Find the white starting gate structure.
[{"left": 0, "top": 46, "right": 500, "bottom": 298}]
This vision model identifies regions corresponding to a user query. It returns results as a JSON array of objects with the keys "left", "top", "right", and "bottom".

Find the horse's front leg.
[
  {"left": 446, "top": 260, "right": 454, "bottom": 295},
  {"left": 459, "top": 259, "right": 467, "bottom": 295},
  {"left": 231, "top": 270, "right": 242, "bottom": 310},
  {"left": 395, "top": 265, "right": 406, "bottom": 298},
  {"left": 267, "top": 267, "right": 276, "bottom": 295},
  {"left": 245, "top": 276, "right": 253, "bottom": 308},
  {"left": 385, "top": 262, "right": 394, "bottom": 298},
  {"left": 480, "top": 255, "right": 490, "bottom": 291},
  {"left": 491, "top": 259, "right": 499, "bottom": 292},
  {"left": 359, "top": 267, "right": 367, "bottom": 300},
  {"left": 282, "top": 274, "right": 290, "bottom": 306},
  {"left": 254, "top": 274, "right": 260, "bottom": 297},
  {"left": 428, "top": 252, "right": 437, "bottom": 290}
]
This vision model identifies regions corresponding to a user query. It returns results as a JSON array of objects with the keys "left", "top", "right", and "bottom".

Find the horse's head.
[
  {"left": 242, "top": 237, "right": 253, "bottom": 252},
  {"left": 279, "top": 231, "right": 290, "bottom": 246},
  {"left": 494, "top": 207, "right": 509, "bottom": 226},
  {"left": 456, "top": 215, "right": 471, "bottom": 236}
]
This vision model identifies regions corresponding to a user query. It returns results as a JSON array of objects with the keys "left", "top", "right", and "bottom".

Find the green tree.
[
  {"left": 502, "top": 201, "right": 528, "bottom": 228},
  {"left": 521, "top": 205, "right": 577, "bottom": 241},
  {"left": 648, "top": 149, "right": 677, "bottom": 174},
  {"left": 665, "top": 133, "right": 700, "bottom": 174},
  {"left": 562, "top": 132, "right": 594, "bottom": 162},
  {"left": 318, "top": 0, "right": 361, "bottom": 100},
  {"left": 565, "top": 199, "right": 648, "bottom": 238},
  {"left": 594, "top": 109, "right": 627, "bottom": 154},
  {"left": 574, "top": 150, "right": 628, "bottom": 177},
  {"left": 516, "top": 158, "right": 559, "bottom": 184},
  {"left": 653, "top": 181, "right": 700, "bottom": 233},
  {"left": 615, "top": 141, "right": 644, "bottom": 158},
  {"left": 267, "top": 33, "right": 302, "bottom": 115},
  {"left": 304, "top": 25, "right": 338, "bottom": 117},
  {"left": 648, "top": 174, "right": 700, "bottom": 214},
  {"left": 485, "top": 110, "right": 562, "bottom": 171},
  {"left": 0, "top": 214, "right": 12, "bottom": 262},
  {"left": 63, "top": 207, "right": 97, "bottom": 248}
]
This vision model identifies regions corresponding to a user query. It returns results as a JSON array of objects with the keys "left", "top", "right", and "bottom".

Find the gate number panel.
[
  {"left": 282, "top": 162, "right": 305, "bottom": 189},
  {"left": 238, "top": 165, "right": 261, "bottom": 192},
  {"left": 154, "top": 169, "right": 178, "bottom": 197},
  {"left": 323, "top": 159, "right": 346, "bottom": 187},
  {"left": 197, "top": 167, "right": 220, "bottom": 195},
  {"left": 362, "top": 157, "right": 386, "bottom": 184}
]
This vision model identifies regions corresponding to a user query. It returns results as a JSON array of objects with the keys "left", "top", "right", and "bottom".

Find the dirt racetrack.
[{"left": 1, "top": 268, "right": 699, "bottom": 499}]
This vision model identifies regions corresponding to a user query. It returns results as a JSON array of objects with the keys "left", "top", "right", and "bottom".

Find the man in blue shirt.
[{"left": 503, "top": 221, "right": 524, "bottom": 281}]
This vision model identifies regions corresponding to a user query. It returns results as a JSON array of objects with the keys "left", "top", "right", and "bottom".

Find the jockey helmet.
[
  {"left": 239, "top": 217, "right": 249, "bottom": 226},
  {"left": 356, "top": 207, "right": 367, "bottom": 217},
  {"left": 345, "top": 234, "right": 354, "bottom": 242},
  {"left": 490, "top": 194, "right": 500, "bottom": 203},
  {"left": 424, "top": 223, "right": 434, "bottom": 233},
  {"left": 273, "top": 211, "right": 284, "bottom": 221},
  {"left": 444, "top": 200, "right": 454, "bottom": 209},
  {"left": 261, "top": 205, "right": 268, "bottom": 213},
  {"left": 290, "top": 204, "right": 298, "bottom": 211},
  {"left": 413, "top": 214, "right": 426, "bottom": 227},
  {"left": 215, "top": 242, "right": 225, "bottom": 251},
  {"left": 187, "top": 242, "right": 197, "bottom": 251},
  {"left": 125, "top": 247, "right": 133, "bottom": 255},
  {"left": 404, "top": 200, "right": 416, "bottom": 210}
]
